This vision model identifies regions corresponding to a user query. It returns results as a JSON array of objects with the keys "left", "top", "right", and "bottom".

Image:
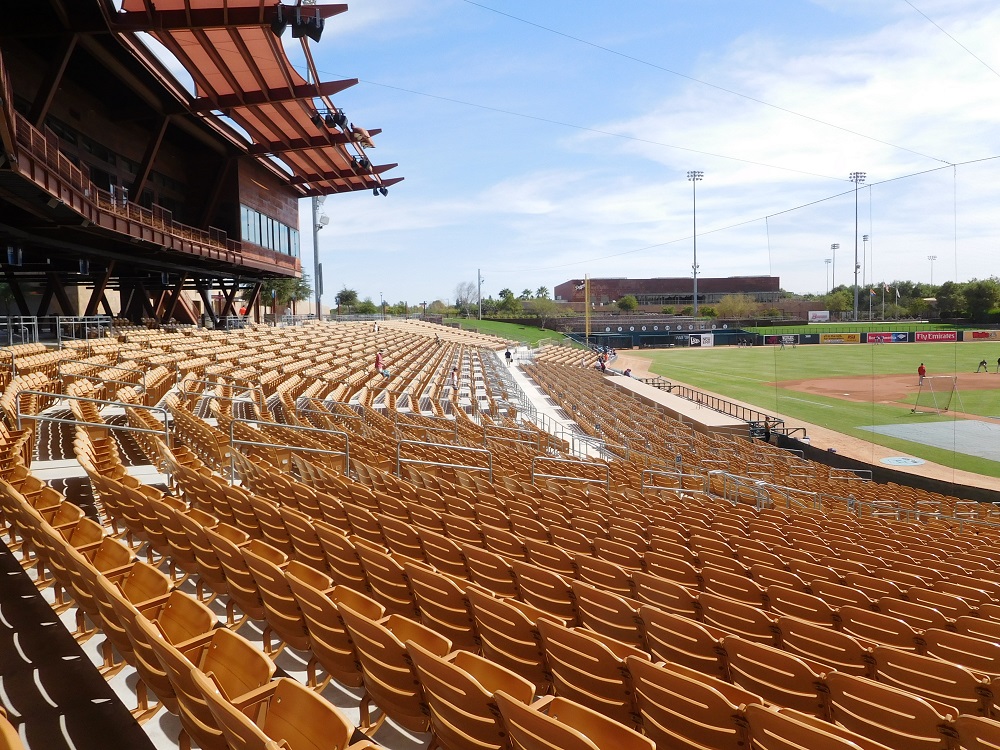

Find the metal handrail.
[
  {"left": 483, "top": 424, "right": 543, "bottom": 450},
  {"left": 227, "top": 417, "right": 350, "bottom": 481},
  {"left": 530, "top": 455, "right": 610, "bottom": 492},
  {"left": 395, "top": 439, "right": 492, "bottom": 481},
  {"left": 642, "top": 468, "right": 710, "bottom": 494},
  {"left": 15, "top": 390, "right": 170, "bottom": 447}
]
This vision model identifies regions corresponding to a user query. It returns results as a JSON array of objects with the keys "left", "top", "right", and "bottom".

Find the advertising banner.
[
  {"left": 689, "top": 335, "right": 701, "bottom": 347},
  {"left": 867, "top": 332, "right": 904, "bottom": 344},
  {"left": 915, "top": 331, "right": 957, "bottom": 342},
  {"left": 808, "top": 311, "right": 830, "bottom": 323},
  {"left": 699, "top": 334, "right": 714, "bottom": 347},
  {"left": 968, "top": 330, "right": 1000, "bottom": 341},
  {"left": 820, "top": 333, "right": 861, "bottom": 344},
  {"left": 763, "top": 334, "right": 798, "bottom": 346}
]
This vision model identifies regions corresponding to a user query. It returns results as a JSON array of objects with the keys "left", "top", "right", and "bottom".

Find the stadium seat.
[
  {"left": 407, "top": 640, "right": 535, "bottom": 750},
  {"left": 494, "top": 691, "right": 654, "bottom": 750}
]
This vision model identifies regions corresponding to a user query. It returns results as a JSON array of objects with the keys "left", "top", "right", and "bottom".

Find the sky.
[{"left": 142, "top": 0, "right": 1000, "bottom": 306}]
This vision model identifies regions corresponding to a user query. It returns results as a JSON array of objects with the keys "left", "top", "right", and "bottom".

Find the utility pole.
[{"left": 477, "top": 268, "right": 483, "bottom": 320}]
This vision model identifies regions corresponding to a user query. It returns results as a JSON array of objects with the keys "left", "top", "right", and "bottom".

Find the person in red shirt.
[
  {"left": 917, "top": 363, "right": 926, "bottom": 385},
  {"left": 375, "top": 350, "right": 389, "bottom": 378}
]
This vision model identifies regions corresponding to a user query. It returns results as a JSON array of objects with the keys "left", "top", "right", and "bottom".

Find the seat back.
[
  {"left": 495, "top": 691, "right": 654, "bottom": 750},
  {"left": 241, "top": 539, "right": 309, "bottom": 651},
  {"left": 467, "top": 587, "right": 553, "bottom": 694},
  {"left": 628, "top": 656, "right": 761, "bottom": 750},
  {"left": 407, "top": 640, "right": 534, "bottom": 750},
  {"left": 537, "top": 620, "right": 646, "bottom": 729}
]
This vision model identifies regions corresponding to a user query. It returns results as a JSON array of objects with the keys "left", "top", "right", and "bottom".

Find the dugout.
[{"left": 775, "top": 434, "right": 998, "bottom": 504}]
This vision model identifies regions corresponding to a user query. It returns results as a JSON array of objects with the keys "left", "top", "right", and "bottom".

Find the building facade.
[{"left": 554, "top": 276, "right": 781, "bottom": 309}]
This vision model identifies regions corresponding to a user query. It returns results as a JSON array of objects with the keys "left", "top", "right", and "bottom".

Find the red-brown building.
[
  {"left": 0, "top": 0, "right": 400, "bottom": 324},
  {"left": 554, "top": 276, "right": 781, "bottom": 310}
]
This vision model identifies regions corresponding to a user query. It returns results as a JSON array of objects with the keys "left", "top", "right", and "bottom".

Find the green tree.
[
  {"left": 935, "top": 281, "right": 966, "bottom": 318},
  {"left": 498, "top": 288, "right": 520, "bottom": 315},
  {"left": 700, "top": 306, "right": 717, "bottom": 318},
  {"left": 519, "top": 289, "right": 533, "bottom": 300},
  {"left": 334, "top": 287, "right": 358, "bottom": 314},
  {"left": 535, "top": 286, "right": 550, "bottom": 299},
  {"left": 825, "top": 290, "right": 852, "bottom": 314},
  {"left": 355, "top": 297, "right": 377, "bottom": 315},
  {"left": 253, "top": 276, "right": 312, "bottom": 312},
  {"left": 963, "top": 278, "right": 1000, "bottom": 320},
  {"left": 524, "top": 297, "right": 562, "bottom": 328},
  {"left": 428, "top": 299, "right": 448, "bottom": 313},
  {"left": 715, "top": 294, "right": 758, "bottom": 320},
  {"left": 661, "top": 306, "right": 677, "bottom": 315},
  {"left": 679, "top": 305, "right": 694, "bottom": 316},
  {"left": 617, "top": 294, "right": 639, "bottom": 313}
]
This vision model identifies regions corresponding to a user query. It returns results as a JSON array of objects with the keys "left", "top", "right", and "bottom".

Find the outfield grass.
[
  {"left": 636, "top": 341, "right": 1000, "bottom": 476},
  {"left": 444, "top": 318, "right": 577, "bottom": 346}
]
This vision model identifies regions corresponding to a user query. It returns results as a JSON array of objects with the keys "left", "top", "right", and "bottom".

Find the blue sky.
[{"left": 142, "top": 1, "right": 1000, "bottom": 306}]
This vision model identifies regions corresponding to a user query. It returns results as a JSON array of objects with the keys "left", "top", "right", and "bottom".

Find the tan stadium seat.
[
  {"left": 192, "top": 670, "right": 374, "bottom": 750},
  {"left": 403, "top": 561, "right": 479, "bottom": 652},
  {"left": 638, "top": 604, "right": 728, "bottom": 679},
  {"left": 537, "top": 620, "right": 648, "bottom": 729},
  {"left": 700, "top": 592, "right": 779, "bottom": 644},
  {"left": 204, "top": 523, "right": 266, "bottom": 626},
  {"left": 955, "top": 715, "right": 1000, "bottom": 750},
  {"left": 494, "top": 691, "right": 654, "bottom": 750},
  {"left": 745, "top": 705, "right": 894, "bottom": 750},
  {"left": 776, "top": 615, "right": 874, "bottom": 677},
  {"left": 337, "top": 601, "right": 451, "bottom": 734},
  {"left": 825, "top": 671, "right": 957, "bottom": 750},
  {"left": 511, "top": 559, "right": 578, "bottom": 623},
  {"left": 284, "top": 560, "right": 384, "bottom": 689},
  {"left": 314, "top": 521, "right": 370, "bottom": 592},
  {"left": 838, "top": 606, "right": 922, "bottom": 652},
  {"left": 467, "top": 586, "right": 557, "bottom": 694},
  {"left": 628, "top": 656, "right": 761, "bottom": 750},
  {"left": 407, "top": 640, "right": 535, "bottom": 750},
  {"left": 632, "top": 571, "right": 700, "bottom": 618},
  {"left": 724, "top": 635, "right": 831, "bottom": 718},
  {"left": 353, "top": 540, "right": 420, "bottom": 618},
  {"left": 135, "top": 614, "right": 275, "bottom": 750},
  {"left": 524, "top": 536, "right": 577, "bottom": 577},
  {"left": 872, "top": 645, "right": 992, "bottom": 717},
  {"left": 570, "top": 580, "right": 644, "bottom": 647},
  {"left": 241, "top": 538, "right": 310, "bottom": 653},
  {"left": 767, "top": 584, "right": 839, "bottom": 626}
]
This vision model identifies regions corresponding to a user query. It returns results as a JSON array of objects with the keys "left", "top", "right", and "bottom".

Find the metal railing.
[
  {"left": 56, "top": 315, "right": 113, "bottom": 348},
  {"left": 15, "top": 391, "right": 170, "bottom": 446},
  {"left": 0, "top": 317, "right": 39, "bottom": 346},
  {"left": 641, "top": 469, "right": 711, "bottom": 494},
  {"left": 181, "top": 378, "right": 265, "bottom": 412},
  {"left": 227, "top": 417, "right": 349, "bottom": 481},
  {"left": 395, "top": 439, "right": 492, "bottom": 481},
  {"left": 531, "top": 455, "right": 610, "bottom": 492}
]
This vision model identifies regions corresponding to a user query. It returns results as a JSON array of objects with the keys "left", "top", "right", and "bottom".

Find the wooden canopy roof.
[{"left": 114, "top": 0, "right": 401, "bottom": 196}]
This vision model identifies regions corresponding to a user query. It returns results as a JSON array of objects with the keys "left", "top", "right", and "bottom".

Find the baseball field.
[{"left": 629, "top": 340, "right": 1000, "bottom": 478}]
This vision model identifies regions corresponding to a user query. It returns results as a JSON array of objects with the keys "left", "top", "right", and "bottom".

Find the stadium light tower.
[
  {"left": 849, "top": 172, "right": 866, "bottom": 321},
  {"left": 830, "top": 244, "right": 839, "bottom": 290},
  {"left": 927, "top": 255, "right": 937, "bottom": 286},
  {"left": 825, "top": 258, "right": 832, "bottom": 294},
  {"left": 312, "top": 196, "right": 328, "bottom": 318},
  {"left": 862, "top": 234, "right": 869, "bottom": 288},
  {"left": 686, "top": 171, "right": 703, "bottom": 316}
]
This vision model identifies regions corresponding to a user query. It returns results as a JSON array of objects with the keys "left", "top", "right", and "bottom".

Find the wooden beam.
[
  {"left": 190, "top": 79, "right": 356, "bottom": 112},
  {"left": 112, "top": 4, "right": 347, "bottom": 31},
  {"left": 29, "top": 35, "right": 77, "bottom": 128},
  {"left": 2, "top": 269, "right": 31, "bottom": 315},
  {"left": 220, "top": 280, "right": 240, "bottom": 317},
  {"left": 195, "top": 279, "right": 218, "bottom": 326},
  {"left": 49, "top": 273, "right": 76, "bottom": 315},
  {"left": 162, "top": 272, "right": 188, "bottom": 321},
  {"left": 130, "top": 117, "right": 169, "bottom": 198},
  {"left": 246, "top": 131, "right": 367, "bottom": 154},
  {"left": 197, "top": 157, "right": 233, "bottom": 229},
  {"left": 288, "top": 162, "right": 397, "bottom": 185},
  {"left": 85, "top": 261, "right": 115, "bottom": 316}
]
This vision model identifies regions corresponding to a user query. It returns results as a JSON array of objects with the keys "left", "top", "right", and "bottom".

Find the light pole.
[
  {"left": 379, "top": 291, "right": 384, "bottom": 321},
  {"left": 312, "top": 196, "right": 328, "bottom": 318},
  {"left": 849, "top": 172, "right": 866, "bottom": 321},
  {"left": 830, "top": 244, "right": 839, "bottom": 290},
  {"left": 421, "top": 301, "right": 427, "bottom": 318},
  {"left": 477, "top": 268, "right": 484, "bottom": 320},
  {"left": 825, "top": 258, "right": 832, "bottom": 295},
  {"left": 927, "top": 255, "right": 937, "bottom": 286},
  {"left": 862, "top": 234, "right": 869, "bottom": 288},
  {"left": 687, "top": 171, "right": 703, "bottom": 316}
]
